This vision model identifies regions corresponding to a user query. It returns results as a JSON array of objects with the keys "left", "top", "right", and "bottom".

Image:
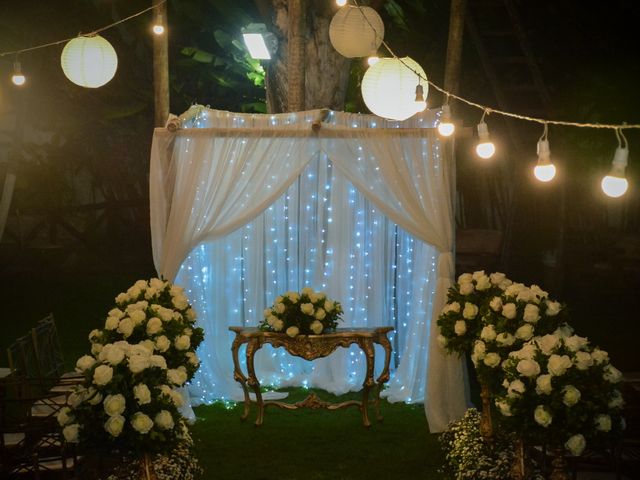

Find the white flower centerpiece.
[
  {"left": 259, "top": 287, "right": 343, "bottom": 337},
  {"left": 58, "top": 278, "right": 204, "bottom": 456},
  {"left": 495, "top": 327, "right": 625, "bottom": 457}
]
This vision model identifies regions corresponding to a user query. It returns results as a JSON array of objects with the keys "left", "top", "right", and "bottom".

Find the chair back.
[{"left": 31, "top": 314, "right": 66, "bottom": 383}]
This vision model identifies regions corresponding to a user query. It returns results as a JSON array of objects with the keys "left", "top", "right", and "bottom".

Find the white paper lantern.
[
  {"left": 61, "top": 35, "right": 118, "bottom": 88},
  {"left": 329, "top": 5, "right": 384, "bottom": 58},
  {"left": 361, "top": 57, "right": 427, "bottom": 121}
]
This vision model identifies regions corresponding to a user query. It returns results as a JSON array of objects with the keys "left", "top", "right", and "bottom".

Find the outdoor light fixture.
[
  {"left": 152, "top": 13, "right": 165, "bottom": 35},
  {"left": 475, "top": 110, "right": 495, "bottom": 159},
  {"left": 437, "top": 103, "right": 455, "bottom": 137},
  {"left": 61, "top": 34, "right": 118, "bottom": 88},
  {"left": 242, "top": 23, "right": 278, "bottom": 60},
  {"left": 414, "top": 83, "right": 427, "bottom": 112},
  {"left": 11, "top": 60, "right": 25, "bottom": 86},
  {"left": 601, "top": 129, "right": 629, "bottom": 198},
  {"left": 533, "top": 123, "right": 556, "bottom": 182},
  {"left": 336, "top": 0, "right": 348, "bottom": 6},
  {"left": 367, "top": 53, "right": 380, "bottom": 66}
]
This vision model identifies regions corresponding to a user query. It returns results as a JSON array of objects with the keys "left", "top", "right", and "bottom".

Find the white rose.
[
  {"left": 155, "top": 335, "right": 170, "bottom": 352},
  {"left": 548, "top": 354, "right": 572, "bottom": 376},
  {"left": 523, "top": 304, "right": 540, "bottom": 323},
  {"left": 300, "top": 303, "right": 314, "bottom": 315},
  {"left": 91, "top": 343, "right": 103, "bottom": 356},
  {"left": 155, "top": 410, "right": 175, "bottom": 430},
  {"left": 75, "top": 355, "right": 96, "bottom": 372},
  {"left": 115, "top": 292, "right": 129, "bottom": 305},
  {"left": 310, "top": 321, "right": 324, "bottom": 335},
  {"left": 263, "top": 308, "right": 272, "bottom": 318},
  {"left": 63, "top": 424, "right": 80, "bottom": 443},
  {"left": 564, "top": 335, "right": 588, "bottom": 352},
  {"left": 149, "top": 278, "right": 165, "bottom": 290},
  {"left": 471, "top": 270, "right": 485, "bottom": 281},
  {"left": 131, "top": 412, "right": 154, "bottom": 434},
  {"left": 186, "top": 308, "right": 197, "bottom": 321},
  {"left": 517, "top": 359, "right": 541, "bottom": 377},
  {"left": 87, "top": 388, "right": 103, "bottom": 405},
  {"left": 103, "top": 394, "right": 126, "bottom": 416},
  {"left": 565, "top": 434, "right": 586, "bottom": 456},
  {"left": 301, "top": 287, "right": 314, "bottom": 296},
  {"left": 437, "top": 334, "right": 448, "bottom": 348},
  {"left": 545, "top": 299, "right": 561, "bottom": 316},
  {"left": 490, "top": 272, "right": 506, "bottom": 285},
  {"left": 174, "top": 335, "right": 191, "bottom": 351},
  {"left": 537, "top": 334, "right": 560, "bottom": 355},
  {"left": 454, "top": 320, "right": 467, "bottom": 336},
  {"left": 109, "top": 307, "right": 125, "bottom": 319},
  {"left": 149, "top": 355, "right": 167, "bottom": 369},
  {"left": 134, "top": 384, "right": 152, "bottom": 405},
  {"left": 574, "top": 351, "right": 593, "bottom": 370},
  {"left": 516, "top": 288, "right": 536, "bottom": 303},
  {"left": 273, "top": 319, "right": 284, "bottom": 332},
  {"left": 480, "top": 325, "right": 497, "bottom": 342},
  {"left": 144, "top": 287, "right": 159, "bottom": 300},
  {"left": 314, "top": 308, "right": 326, "bottom": 320},
  {"left": 507, "top": 379, "right": 526, "bottom": 398},
  {"left": 324, "top": 300, "right": 334, "bottom": 312},
  {"left": 510, "top": 343, "right": 537, "bottom": 360},
  {"left": 534, "top": 405, "right": 552, "bottom": 427},
  {"left": 267, "top": 315, "right": 277, "bottom": 326},
  {"left": 146, "top": 317, "right": 163, "bottom": 335},
  {"left": 57, "top": 406, "right": 74, "bottom": 426},
  {"left": 459, "top": 282, "right": 474, "bottom": 295},
  {"left": 530, "top": 284, "right": 549, "bottom": 299},
  {"left": 309, "top": 293, "right": 321, "bottom": 303},
  {"left": 562, "top": 385, "right": 581, "bottom": 407},
  {"left": 502, "top": 303, "right": 517, "bottom": 320},
  {"left": 128, "top": 354, "right": 151, "bottom": 374},
  {"left": 105, "top": 316, "right": 119, "bottom": 330},
  {"left": 133, "top": 280, "right": 148, "bottom": 290},
  {"left": 473, "top": 340, "right": 486, "bottom": 359},
  {"left": 496, "top": 333, "right": 515, "bottom": 347},
  {"left": 117, "top": 317, "right": 135, "bottom": 338},
  {"left": 536, "top": 374, "right": 553, "bottom": 395},
  {"left": 489, "top": 297, "right": 503, "bottom": 312},
  {"left": 169, "top": 284, "right": 184, "bottom": 297},
  {"left": 495, "top": 399, "right": 512, "bottom": 416},
  {"left": 608, "top": 390, "right": 624, "bottom": 409},
  {"left": 591, "top": 348, "right": 609, "bottom": 364},
  {"left": 129, "top": 309, "right": 146, "bottom": 326},
  {"left": 127, "top": 286, "right": 142, "bottom": 300},
  {"left": 462, "top": 302, "right": 478, "bottom": 319},
  {"left": 595, "top": 414, "right": 612, "bottom": 432},
  {"left": 499, "top": 279, "right": 513, "bottom": 289},
  {"left": 173, "top": 295, "right": 189, "bottom": 310},
  {"left": 603, "top": 364, "right": 623, "bottom": 383},
  {"left": 99, "top": 344, "right": 126, "bottom": 366},
  {"left": 275, "top": 303, "right": 286, "bottom": 314},
  {"left": 157, "top": 307, "right": 174, "bottom": 322},
  {"left": 167, "top": 368, "right": 188, "bottom": 386},
  {"left": 443, "top": 302, "right": 461, "bottom": 314},
  {"left": 104, "top": 415, "right": 125, "bottom": 437},
  {"left": 93, "top": 364, "right": 113, "bottom": 386},
  {"left": 483, "top": 352, "right": 501, "bottom": 368},
  {"left": 287, "top": 292, "right": 300, "bottom": 303},
  {"left": 458, "top": 273, "right": 473, "bottom": 284},
  {"left": 515, "top": 324, "right": 534, "bottom": 341},
  {"left": 186, "top": 351, "right": 200, "bottom": 366},
  {"left": 88, "top": 329, "right": 101, "bottom": 343},
  {"left": 286, "top": 326, "right": 300, "bottom": 338},
  {"left": 475, "top": 275, "right": 491, "bottom": 291},
  {"left": 67, "top": 390, "right": 84, "bottom": 408},
  {"left": 505, "top": 283, "right": 525, "bottom": 297}
]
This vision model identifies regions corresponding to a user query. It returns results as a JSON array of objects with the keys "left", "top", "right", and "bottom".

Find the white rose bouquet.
[
  {"left": 495, "top": 329, "right": 625, "bottom": 456},
  {"left": 59, "top": 278, "right": 204, "bottom": 454},
  {"left": 259, "top": 287, "right": 343, "bottom": 337}
]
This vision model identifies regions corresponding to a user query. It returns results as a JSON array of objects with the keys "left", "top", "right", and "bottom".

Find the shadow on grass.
[{"left": 191, "top": 388, "right": 445, "bottom": 480}]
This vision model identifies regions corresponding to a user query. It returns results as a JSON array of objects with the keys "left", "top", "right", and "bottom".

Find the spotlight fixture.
[{"left": 241, "top": 23, "right": 278, "bottom": 60}]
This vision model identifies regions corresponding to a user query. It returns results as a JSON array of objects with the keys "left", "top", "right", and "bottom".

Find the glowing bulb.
[
  {"left": 336, "top": 0, "right": 347, "bottom": 5},
  {"left": 153, "top": 24, "right": 165, "bottom": 35},
  {"left": 437, "top": 104, "right": 455, "bottom": 137},
  {"left": 475, "top": 120, "right": 495, "bottom": 159},
  {"left": 601, "top": 146, "right": 629, "bottom": 197},
  {"left": 367, "top": 55, "right": 379, "bottom": 66},
  {"left": 11, "top": 61, "right": 25, "bottom": 86},
  {"left": 414, "top": 84, "right": 427, "bottom": 112},
  {"left": 533, "top": 139, "right": 556, "bottom": 182}
]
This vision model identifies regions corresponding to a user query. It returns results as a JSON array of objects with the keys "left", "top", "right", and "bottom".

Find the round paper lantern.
[
  {"left": 361, "top": 57, "right": 428, "bottom": 121},
  {"left": 61, "top": 35, "right": 118, "bottom": 88},
  {"left": 329, "top": 5, "right": 384, "bottom": 58}
]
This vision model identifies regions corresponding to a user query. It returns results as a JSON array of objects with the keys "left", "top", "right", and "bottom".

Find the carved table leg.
[
  {"left": 231, "top": 336, "right": 251, "bottom": 421},
  {"left": 360, "top": 338, "right": 376, "bottom": 428},
  {"left": 245, "top": 338, "right": 264, "bottom": 426},
  {"left": 374, "top": 333, "right": 392, "bottom": 422}
]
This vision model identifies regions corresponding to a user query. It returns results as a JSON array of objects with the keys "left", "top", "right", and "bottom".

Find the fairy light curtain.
[{"left": 149, "top": 107, "right": 468, "bottom": 432}]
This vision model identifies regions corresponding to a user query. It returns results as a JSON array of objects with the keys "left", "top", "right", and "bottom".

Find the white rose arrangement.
[
  {"left": 495, "top": 329, "right": 625, "bottom": 456},
  {"left": 59, "top": 278, "right": 204, "bottom": 454},
  {"left": 259, "top": 287, "right": 343, "bottom": 337}
]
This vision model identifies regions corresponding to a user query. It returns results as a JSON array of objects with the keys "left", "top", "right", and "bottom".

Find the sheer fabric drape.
[{"left": 149, "top": 108, "right": 467, "bottom": 431}]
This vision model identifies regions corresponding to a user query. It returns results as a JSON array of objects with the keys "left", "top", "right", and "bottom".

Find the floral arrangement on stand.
[
  {"left": 57, "top": 278, "right": 205, "bottom": 477},
  {"left": 495, "top": 328, "right": 625, "bottom": 458},
  {"left": 259, "top": 287, "right": 343, "bottom": 337}
]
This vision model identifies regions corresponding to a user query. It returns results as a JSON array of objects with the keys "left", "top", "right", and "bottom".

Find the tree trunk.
[{"left": 262, "top": 0, "right": 351, "bottom": 113}]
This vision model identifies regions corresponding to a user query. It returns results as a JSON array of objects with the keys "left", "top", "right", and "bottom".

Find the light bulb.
[
  {"left": 475, "top": 120, "right": 495, "bottom": 159},
  {"left": 11, "top": 61, "right": 25, "bottom": 86},
  {"left": 414, "top": 84, "right": 427, "bottom": 112},
  {"left": 533, "top": 138, "right": 556, "bottom": 182},
  {"left": 437, "top": 104, "right": 455, "bottom": 137},
  {"left": 367, "top": 55, "right": 379, "bottom": 66},
  {"left": 153, "top": 13, "right": 165, "bottom": 35},
  {"left": 336, "top": 0, "right": 347, "bottom": 6},
  {"left": 601, "top": 146, "right": 629, "bottom": 197}
]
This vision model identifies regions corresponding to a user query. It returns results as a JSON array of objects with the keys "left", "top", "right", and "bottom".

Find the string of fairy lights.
[{"left": 1, "top": 0, "right": 637, "bottom": 197}]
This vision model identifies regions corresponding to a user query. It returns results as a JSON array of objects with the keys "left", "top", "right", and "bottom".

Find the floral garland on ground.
[
  {"left": 57, "top": 278, "right": 204, "bottom": 455},
  {"left": 495, "top": 329, "right": 625, "bottom": 456},
  {"left": 259, "top": 287, "right": 343, "bottom": 337}
]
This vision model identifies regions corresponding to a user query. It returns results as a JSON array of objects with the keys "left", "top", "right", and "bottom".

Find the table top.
[{"left": 229, "top": 326, "right": 394, "bottom": 338}]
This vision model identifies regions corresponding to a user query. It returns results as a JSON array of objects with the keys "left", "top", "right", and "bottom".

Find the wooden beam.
[
  {"left": 287, "top": 0, "right": 305, "bottom": 112},
  {"left": 153, "top": 0, "right": 169, "bottom": 127},
  {"left": 443, "top": 0, "right": 467, "bottom": 99}
]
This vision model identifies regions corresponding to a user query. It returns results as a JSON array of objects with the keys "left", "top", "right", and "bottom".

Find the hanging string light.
[
  {"left": 414, "top": 83, "right": 427, "bottom": 113},
  {"left": 152, "top": 12, "right": 165, "bottom": 35},
  {"left": 11, "top": 59, "right": 26, "bottom": 86},
  {"left": 336, "top": 0, "right": 348, "bottom": 6},
  {"left": 533, "top": 123, "right": 556, "bottom": 182},
  {"left": 437, "top": 100, "right": 455, "bottom": 137},
  {"left": 475, "top": 110, "right": 495, "bottom": 159},
  {"left": 367, "top": 52, "right": 380, "bottom": 66},
  {"left": 601, "top": 129, "right": 629, "bottom": 198}
]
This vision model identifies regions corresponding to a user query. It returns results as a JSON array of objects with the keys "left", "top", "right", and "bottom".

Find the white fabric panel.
[{"left": 149, "top": 108, "right": 468, "bottom": 432}]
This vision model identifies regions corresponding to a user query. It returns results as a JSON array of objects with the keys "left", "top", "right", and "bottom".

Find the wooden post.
[
  {"left": 152, "top": 0, "right": 169, "bottom": 127},
  {"left": 443, "top": 0, "right": 467, "bottom": 98},
  {"left": 287, "top": 0, "right": 305, "bottom": 112}
]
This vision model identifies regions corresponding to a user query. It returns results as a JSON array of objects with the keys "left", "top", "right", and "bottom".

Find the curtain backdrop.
[{"left": 150, "top": 107, "right": 468, "bottom": 432}]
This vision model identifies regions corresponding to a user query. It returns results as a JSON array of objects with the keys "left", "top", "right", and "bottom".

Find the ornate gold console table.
[{"left": 229, "top": 326, "right": 394, "bottom": 427}]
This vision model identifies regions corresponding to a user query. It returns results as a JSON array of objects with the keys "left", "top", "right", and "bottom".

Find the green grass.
[{"left": 191, "top": 388, "right": 445, "bottom": 480}]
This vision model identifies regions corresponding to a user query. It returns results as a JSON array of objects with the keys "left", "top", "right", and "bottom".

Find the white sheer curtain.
[{"left": 149, "top": 108, "right": 468, "bottom": 432}]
